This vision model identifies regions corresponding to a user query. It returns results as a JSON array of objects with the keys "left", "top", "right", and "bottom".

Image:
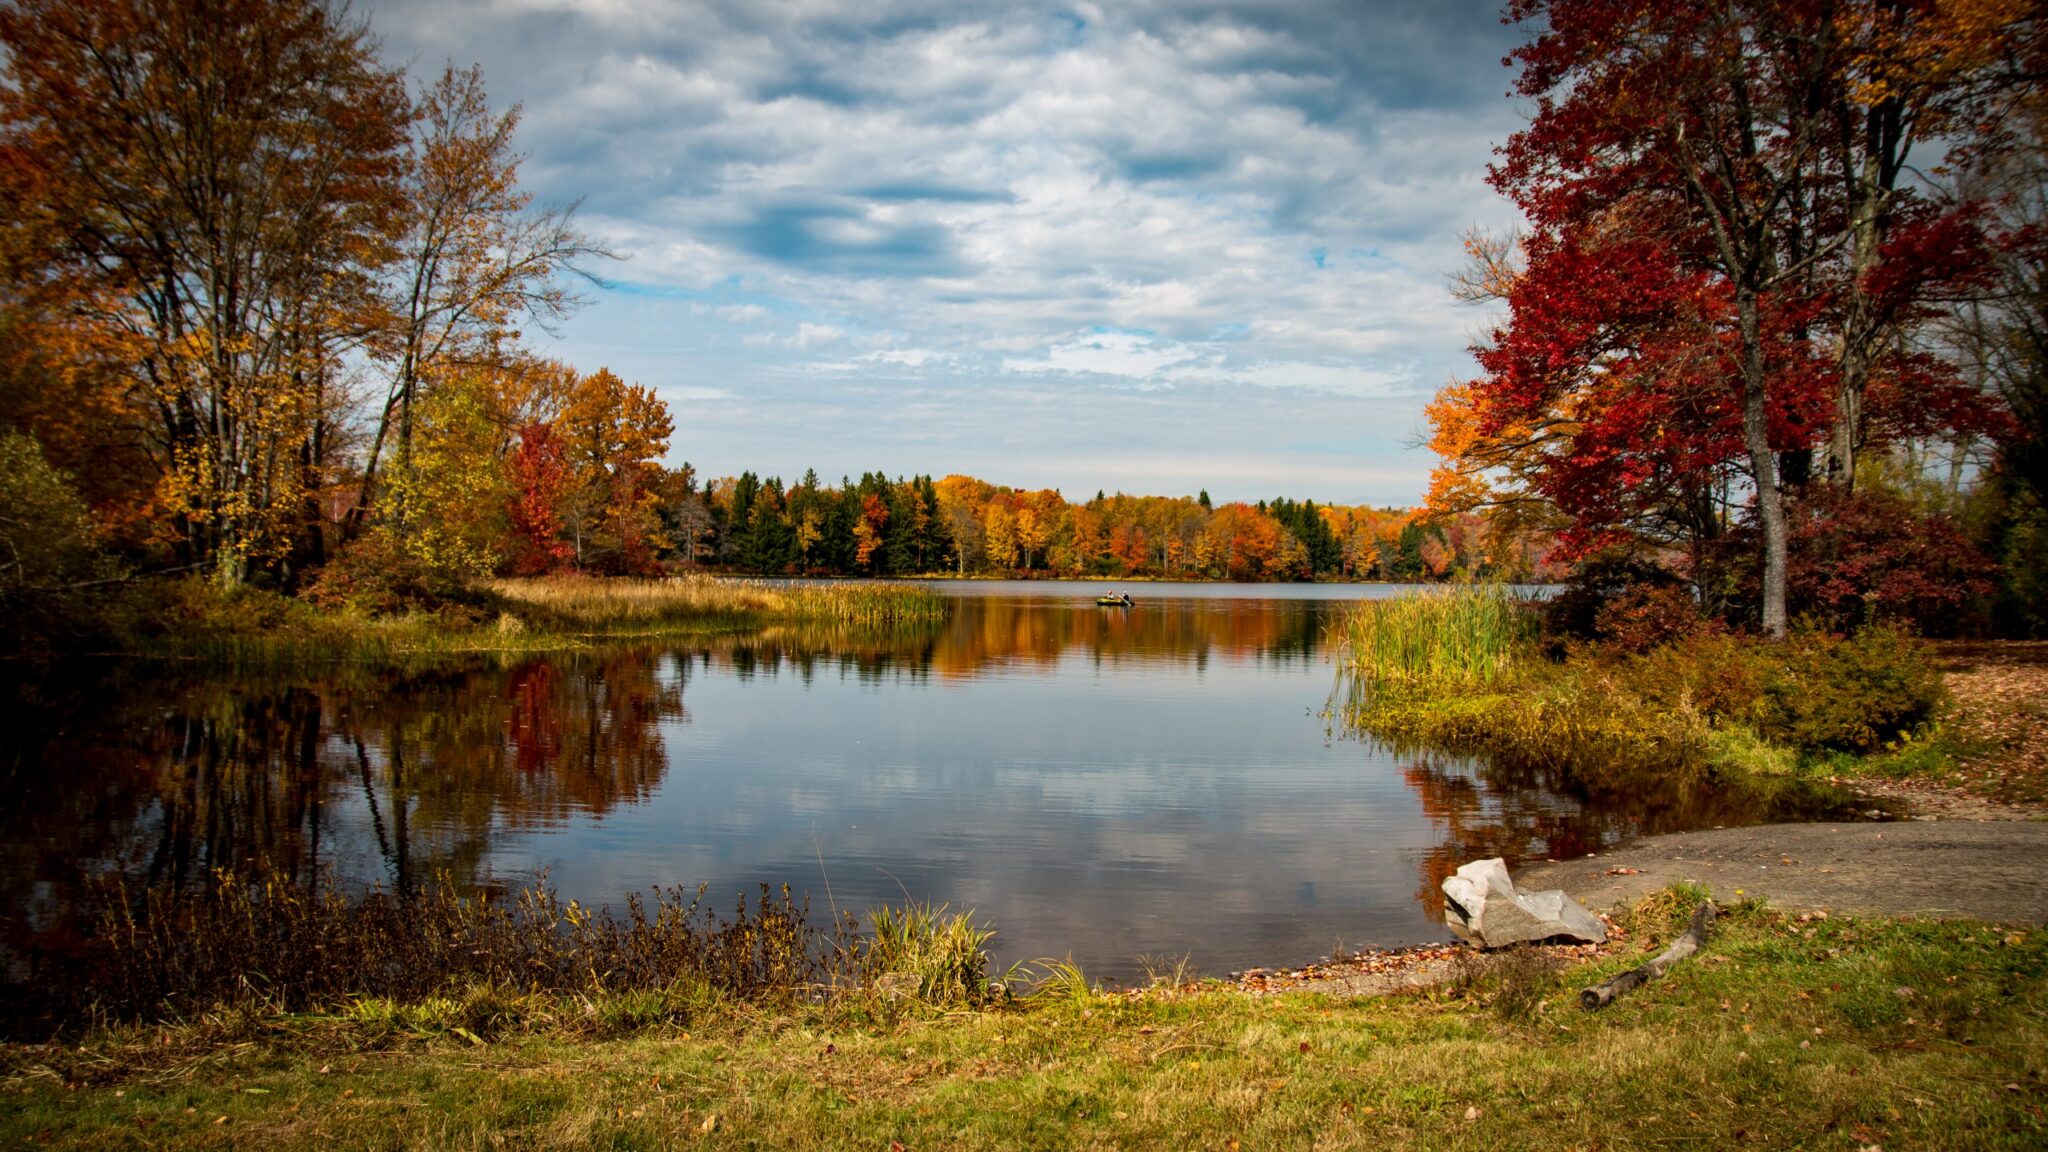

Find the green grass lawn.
[{"left": 5, "top": 899, "right": 2041, "bottom": 1150}]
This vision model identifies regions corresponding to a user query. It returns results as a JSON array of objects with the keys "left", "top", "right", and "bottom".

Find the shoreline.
[{"left": 1233, "top": 814, "right": 2048, "bottom": 1001}]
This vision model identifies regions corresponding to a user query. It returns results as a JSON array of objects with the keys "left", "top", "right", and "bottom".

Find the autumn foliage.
[
  {"left": 0, "top": 0, "right": 668, "bottom": 603},
  {"left": 0, "top": 0, "right": 412, "bottom": 582},
  {"left": 506, "top": 423, "right": 576, "bottom": 576},
  {"left": 1426, "top": 0, "right": 2039, "bottom": 634}
]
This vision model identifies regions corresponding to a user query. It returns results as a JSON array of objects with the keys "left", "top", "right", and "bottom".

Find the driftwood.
[{"left": 1580, "top": 900, "right": 1716, "bottom": 1011}]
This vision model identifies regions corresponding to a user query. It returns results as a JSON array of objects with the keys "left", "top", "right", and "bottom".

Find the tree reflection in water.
[{"left": 0, "top": 650, "right": 687, "bottom": 953}]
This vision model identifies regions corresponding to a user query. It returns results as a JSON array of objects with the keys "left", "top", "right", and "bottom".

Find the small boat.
[{"left": 1096, "top": 593, "right": 1134, "bottom": 607}]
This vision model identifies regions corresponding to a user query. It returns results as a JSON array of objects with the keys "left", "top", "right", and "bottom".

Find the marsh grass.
[
  {"left": 1351, "top": 666, "right": 1712, "bottom": 780},
  {"left": 1136, "top": 952, "right": 1202, "bottom": 990},
  {"left": 58, "top": 873, "right": 856, "bottom": 1031},
  {"left": 123, "top": 574, "right": 948, "bottom": 664},
  {"left": 1336, "top": 592, "right": 1954, "bottom": 791},
  {"left": 864, "top": 903, "right": 1001, "bottom": 1006},
  {"left": 1333, "top": 584, "right": 1539, "bottom": 689},
  {"left": 1018, "top": 955, "right": 1096, "bottom": 1001},
  {"left": 6, "top": 897, "right": 2042, "bottom": 1151},
  {"left": 491, "top": 575, "right": 948, "bottom": 632}
]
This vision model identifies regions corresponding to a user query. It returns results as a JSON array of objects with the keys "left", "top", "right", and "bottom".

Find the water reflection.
[
  {"left": 0, "top": 651, "right": 686, "bottom": 953},
  {"left": 0, "top": 591, "right": 1864, "bottom": 982},
  {"left": 1398, "top": 751, "right": 1855, "bottom": 919},
  {"left": 717, "top": 593, "right": 1327, "bottom": 682}
]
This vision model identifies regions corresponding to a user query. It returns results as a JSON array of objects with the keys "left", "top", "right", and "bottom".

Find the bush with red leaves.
[{"left": 1716, "top": 487, "right": 1994, "bottom": 636}]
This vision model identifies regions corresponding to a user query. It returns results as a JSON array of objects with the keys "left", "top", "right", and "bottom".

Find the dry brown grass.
[{"left": 490, "top": 575, "right": 947, "bottom": 630}]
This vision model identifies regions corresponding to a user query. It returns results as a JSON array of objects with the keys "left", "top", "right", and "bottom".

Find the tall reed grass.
[
  {"left": 1333, "top": 584, "right": 1539, "bottom": 689},
  {"left": 492, "top": 575, "right": 948, "bottom": 631},
  {"left": 133, "top": 577, "right": 948, "bottom": 665},
  {"left": 865, "top": 903, "right": 1002, "bottom": 1006}
]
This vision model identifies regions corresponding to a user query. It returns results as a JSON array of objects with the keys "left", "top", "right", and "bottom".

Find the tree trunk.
[
  {"left": 1738, "top": 284, "right": 1790, "bottom": 638},
  {"left": 1832, "top": 150, "right": 1884, "bottom": 489}
]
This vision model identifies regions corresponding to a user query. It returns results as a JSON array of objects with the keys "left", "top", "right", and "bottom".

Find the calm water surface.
[{"left": 1, "top": 582, "right": 1855, "bottom": 980}]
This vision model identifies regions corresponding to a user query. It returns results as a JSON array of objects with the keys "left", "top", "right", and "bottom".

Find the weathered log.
[{"left": 1579, "top": 900, "right": 1716, "bottom": 1011}]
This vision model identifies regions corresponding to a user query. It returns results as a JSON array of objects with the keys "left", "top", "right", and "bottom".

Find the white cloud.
[
  {"left": 792, "top": 323, "right": 846, "bottom": 348},
  {"left": 1003, "top": 331, "right": 1208, "bottom": 379},
  {"left": 364, "top": 0, "right": 1525, "bottom": 501},
  {"left": 663, "top": 384, "right": 735, "bottom": 401},
  {"left": 1193, "top": 361, "right": 1413, "bottom": 398},
  {"left": 864, "top": 348, "right": 940, "bottom": 368}
]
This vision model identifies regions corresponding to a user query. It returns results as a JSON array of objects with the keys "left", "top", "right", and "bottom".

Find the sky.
[{"left": 360, "top": 0, "right": 1527, "bottom": 505}]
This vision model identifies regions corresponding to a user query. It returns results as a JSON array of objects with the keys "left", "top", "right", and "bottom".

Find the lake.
[{"left": 0, "top": 581, "right": 1857, "bottom": 982}]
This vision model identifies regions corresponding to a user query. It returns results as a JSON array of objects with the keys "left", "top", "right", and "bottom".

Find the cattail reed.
[{"left": 1332, "top": 584, "right": 1539, "bottom": 689}]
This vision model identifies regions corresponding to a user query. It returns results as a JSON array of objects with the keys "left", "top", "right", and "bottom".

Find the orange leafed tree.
[
  {"left": 853, "top": 493, "right": 889, "bottom": 570},
  {"left": 556, "top": 367, "right": 674, "bottom": 573},
  {"left": 0, "top": 0, "right": 412, "bottom": 583}
]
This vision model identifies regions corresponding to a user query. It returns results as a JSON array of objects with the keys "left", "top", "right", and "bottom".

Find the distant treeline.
[{"left": 663, "top": 469, "right": 1554, "bottom": 582}]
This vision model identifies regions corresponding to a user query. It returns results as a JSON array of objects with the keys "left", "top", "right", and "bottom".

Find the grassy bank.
[
  {"left": 4, "top": 893, "right": 2041, "bottom": 1150},
  {"left": 1332, "top": 586, "right": 1969, "bottom": 787},
  {"left": 118, "top": 574, "right": 948, "bottom": 663}
]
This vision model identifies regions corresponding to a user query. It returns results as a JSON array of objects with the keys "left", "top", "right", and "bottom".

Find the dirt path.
[{"left": 1517, "top": 820, "right": 2048, "bottom": 924}]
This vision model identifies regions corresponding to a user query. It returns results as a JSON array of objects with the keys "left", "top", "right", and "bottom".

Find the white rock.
[{"left": 1442, "top": 857, "right": 1607, "bottom": 948}]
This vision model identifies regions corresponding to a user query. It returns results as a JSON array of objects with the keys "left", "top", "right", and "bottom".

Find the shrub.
[
  {"left": 1981, "top": 482, "right": 2048, "bottom": 638},
  {"left": 1754, "top": 626, "right": 1947, "bottom": 754},
  {"left": 303, "top": 531, "right": 494, "bottom": 620},
  {"left": 1540, "top": 554, "right": 1687, "bottom": 652},
  {"left": 1782, "top": 487, "right": 1994, "bottom": 636},
  {"left": 29, "top": 874, "right": 858, "bottom": 1031},
  {"left": 1622, "top": 630, "right": 1774, "bottom": 724},
  {"left": 1713, "top": 486, "right": 1993, "bottom": 636},
  {"left": 1619, "top": 626, "right": 1944, "bottom": 756},
  {"left": 0, "top": 431, "right": 117, "bottom": 649},
  {"left": 1593, "top": 583, "right": 1707, "bottom": 653},
  {"left": 146, "top": 577, "right": 312, "bottom": 632}
]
